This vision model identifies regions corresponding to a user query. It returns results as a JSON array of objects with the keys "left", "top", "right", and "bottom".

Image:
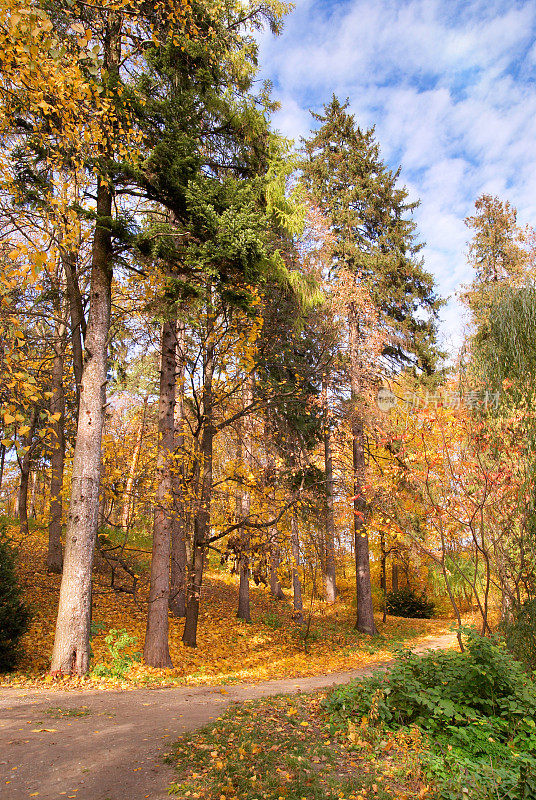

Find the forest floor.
[
  {"left": 1, "top": 521, "right": 454, "bottom": 689},
  {"left": 0, "top": 632, "right": 456, "bottom": 800}
]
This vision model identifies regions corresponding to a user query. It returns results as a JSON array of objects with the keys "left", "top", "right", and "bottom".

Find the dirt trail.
[{"left": 0, "top": 633, "right": 455, "bottom": 800}]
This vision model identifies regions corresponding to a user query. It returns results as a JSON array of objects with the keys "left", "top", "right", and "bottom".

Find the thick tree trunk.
[
  {"left": 121, "top": 396, "right": 147, "bottom": 533},
  {"left": 50, "top": 13, "right": 121, "bottom": 675},
  {"left": 170, "top": 321, "right": 187, "bottom": 618},
  {"left": 62, "top": 249, "right": 86, "bottom": 414},
  {"left": 269, "top": 534, "right": 285, "bottom": 600},
  {"left": 144, "top": 322, "right": 176, "bottom": 668},
  {"left": 322, "top": 379, "right": 336, "bottom": 604},
  {"left": 291, "top": 508, "right": 304, "bottom": 623},
  {"left": 183, "top": 332, "right": 214, "bottom": 648},
  {"left": 47, "top": 311, "right": 66, "bottom": 573},
  {"left": 348, "top": 308, "right": 377, "bottom": 635},
  {"left": 236, "top": 381, "right": 252, "bottom": 623},
  {"left": 50, "top": 174, "right": 114, "bottom": 675}
]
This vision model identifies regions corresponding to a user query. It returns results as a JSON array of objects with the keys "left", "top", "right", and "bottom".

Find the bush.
[
  {"left": 386, "top": 587, "right": 435, "bottom": 618},
  {"left": 91, "top": 628, "right": 141, "bottom": 679},
  {"left": 503, "top": 598, "right": 536, "bottom": 673},
  {"left": 325, "top": 629, "right": 536, "bottom": 799},
  {"left": 0, "top": 533, "right": 31, "bottom": 671}
]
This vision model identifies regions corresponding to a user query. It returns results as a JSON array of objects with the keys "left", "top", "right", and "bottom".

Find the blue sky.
[{"left": 257, "top": 0, "right": 536, "bottom": 352}]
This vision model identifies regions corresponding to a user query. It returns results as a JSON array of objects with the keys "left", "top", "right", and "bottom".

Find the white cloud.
[{"left": 258, "top": 0, "right": 536, "bottom": 354}]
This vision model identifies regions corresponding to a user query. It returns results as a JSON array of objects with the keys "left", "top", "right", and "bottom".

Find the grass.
[
  {"left": 1, "top": 521, "right": 452, "bottom": 689},
  {"left": 168, "top": 692, "right": 432, "bottom": 800},
  {"left": 45, "top": 706, "right": 92, "bottom": 718}
]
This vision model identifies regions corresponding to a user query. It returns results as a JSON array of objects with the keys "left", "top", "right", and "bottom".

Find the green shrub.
[
  {"left": 326, "top": 629, "right": 536, "bottom": 799},
  {"left": 91, "top": 628, "right": 141, "bottom": 679},
  {"left": 503, "top": 598, "right": 536, "bottom": 673},
  {"left": 386, "top": 587, "right": 435, "bottom": 618},
  {"left": 0, "top": 533, "right": 31, "bottom": 671}
]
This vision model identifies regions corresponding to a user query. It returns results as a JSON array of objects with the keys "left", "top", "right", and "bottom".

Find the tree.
[
  {"left": 47, "top": 0, "right": 195, "bottom": 675},
  {"left": 301, "top": 97, "right": 441, "bottom": 633},
  {"left": 0, "top": 529, "right": 31, "bottom": 670}
]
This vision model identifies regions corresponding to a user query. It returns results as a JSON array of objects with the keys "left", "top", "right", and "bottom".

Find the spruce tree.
[
  {"left": 0, "top": 532, "right": 31, "bottom": 671},
  {"left": 301, "top": 96, "right": 441, "bottom": 634}
]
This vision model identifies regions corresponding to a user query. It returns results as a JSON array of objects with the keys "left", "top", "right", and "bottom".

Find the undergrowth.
[
  {"left": 325, "top": 628, "right": 536, "bottom": 799},
  {"left": 170, "top": 693, "right": 429, "bottom": 799}
]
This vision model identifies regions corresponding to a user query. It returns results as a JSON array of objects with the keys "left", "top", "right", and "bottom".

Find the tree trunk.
[
  {"left": 183, "top": 328, "right": 214, "bottom": 648},
  {"left": 50, "top": 173, "right": 115, "bottom": 675},
  {"left": 380, "top": 530, "right": 387, "bottom": 623},
  {"left": 62, "top": 248, "right": 86, "bottom": 415},
  {"left": 18, "top": 409, "right": 37, "bottom": 538},
  {"left": 182, "top": 530, "right": 205, "bottom": 647},
  {"left": 236, "top": 381, "right": 252, "bottom": 623},
  {"left": 144, "top": 322, "right": 176, "bottom": 668},
  {"left": 50, "top": 12, "right": 121, "bottom": 675},
  {"left": 47, "top": 309, "right": 66, "bottom": 573},
  {"left": 121, "top": 395, "right": 147, "bottom": 532},
  {"left": 269, "top": 533, "right": 285, "bottom": 600},
  {"left": 291, "top": 508, "right": 304, "bottom": 623},
  {"left": 170, "top": 320, "right": 187, "bottom": 618},
  {"left": 322, "top": 378, "right": 336, "bottom": 604},
  {"left": 29, "top": 470, "right": 38, "bottom": 519},
  {"left": 348, "top": 307, "right": 377, "bottom": 635}
]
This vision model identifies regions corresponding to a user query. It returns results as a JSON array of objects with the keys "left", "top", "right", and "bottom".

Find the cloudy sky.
[{"left": 258, "top": 0, "right": 536, "bottom": 353}]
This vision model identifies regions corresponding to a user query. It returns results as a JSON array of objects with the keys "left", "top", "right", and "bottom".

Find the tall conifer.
[{"left": 301, "top": 96, "right": 441, "bottom": 634}]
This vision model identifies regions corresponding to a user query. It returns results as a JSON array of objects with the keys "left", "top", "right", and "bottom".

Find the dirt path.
[{"left": 0, "top": 633, "right": 456, "bottom": 800}]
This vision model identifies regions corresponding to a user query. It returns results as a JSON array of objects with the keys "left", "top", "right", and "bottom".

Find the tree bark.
[
  {"left": 380, "top": 530, "right": 387, "bottom": 623},
  {"left": 348, "top": 307, "right": 377, "bottom": 635},
  {"left": 29, "top": 470, "right": 38, "bottom": 519},
  {"left": 322, "top": 378, "right": 336, "bottom": 604},
  {"left": 18, "top": 409, "right": 37, "bottom": 539},
  {"left": 50, "top": 174, "right": 115, "bottom": 674},
  {"left": 120, "top": 395, "right": 147, "bottom": 533},
  {"left": 62, "top": 248, "right": 86, "bottom": 415},
  {"left": 47, "top": 305, "right": 66, "bottom": 573},
  {"left": 236, "top": 381, "right": 252, "bottom": 622},
  {"left": 170, "top": 320, "right": 187, "bottom": 618},
  {"left": 50, "top": 11, "right": 121, "bottom": 675},
  {"left": 183, "top": 326, "right": 214, "bottom": 648},
  {"left": 144, "top": 321, "right": 176, "bottom": 668},
  {"left": 269, "top": 533, "right": 285, "bottom": 600},
  {"left": 291, "top": 508, "right": 304, "bottom": 623}
]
